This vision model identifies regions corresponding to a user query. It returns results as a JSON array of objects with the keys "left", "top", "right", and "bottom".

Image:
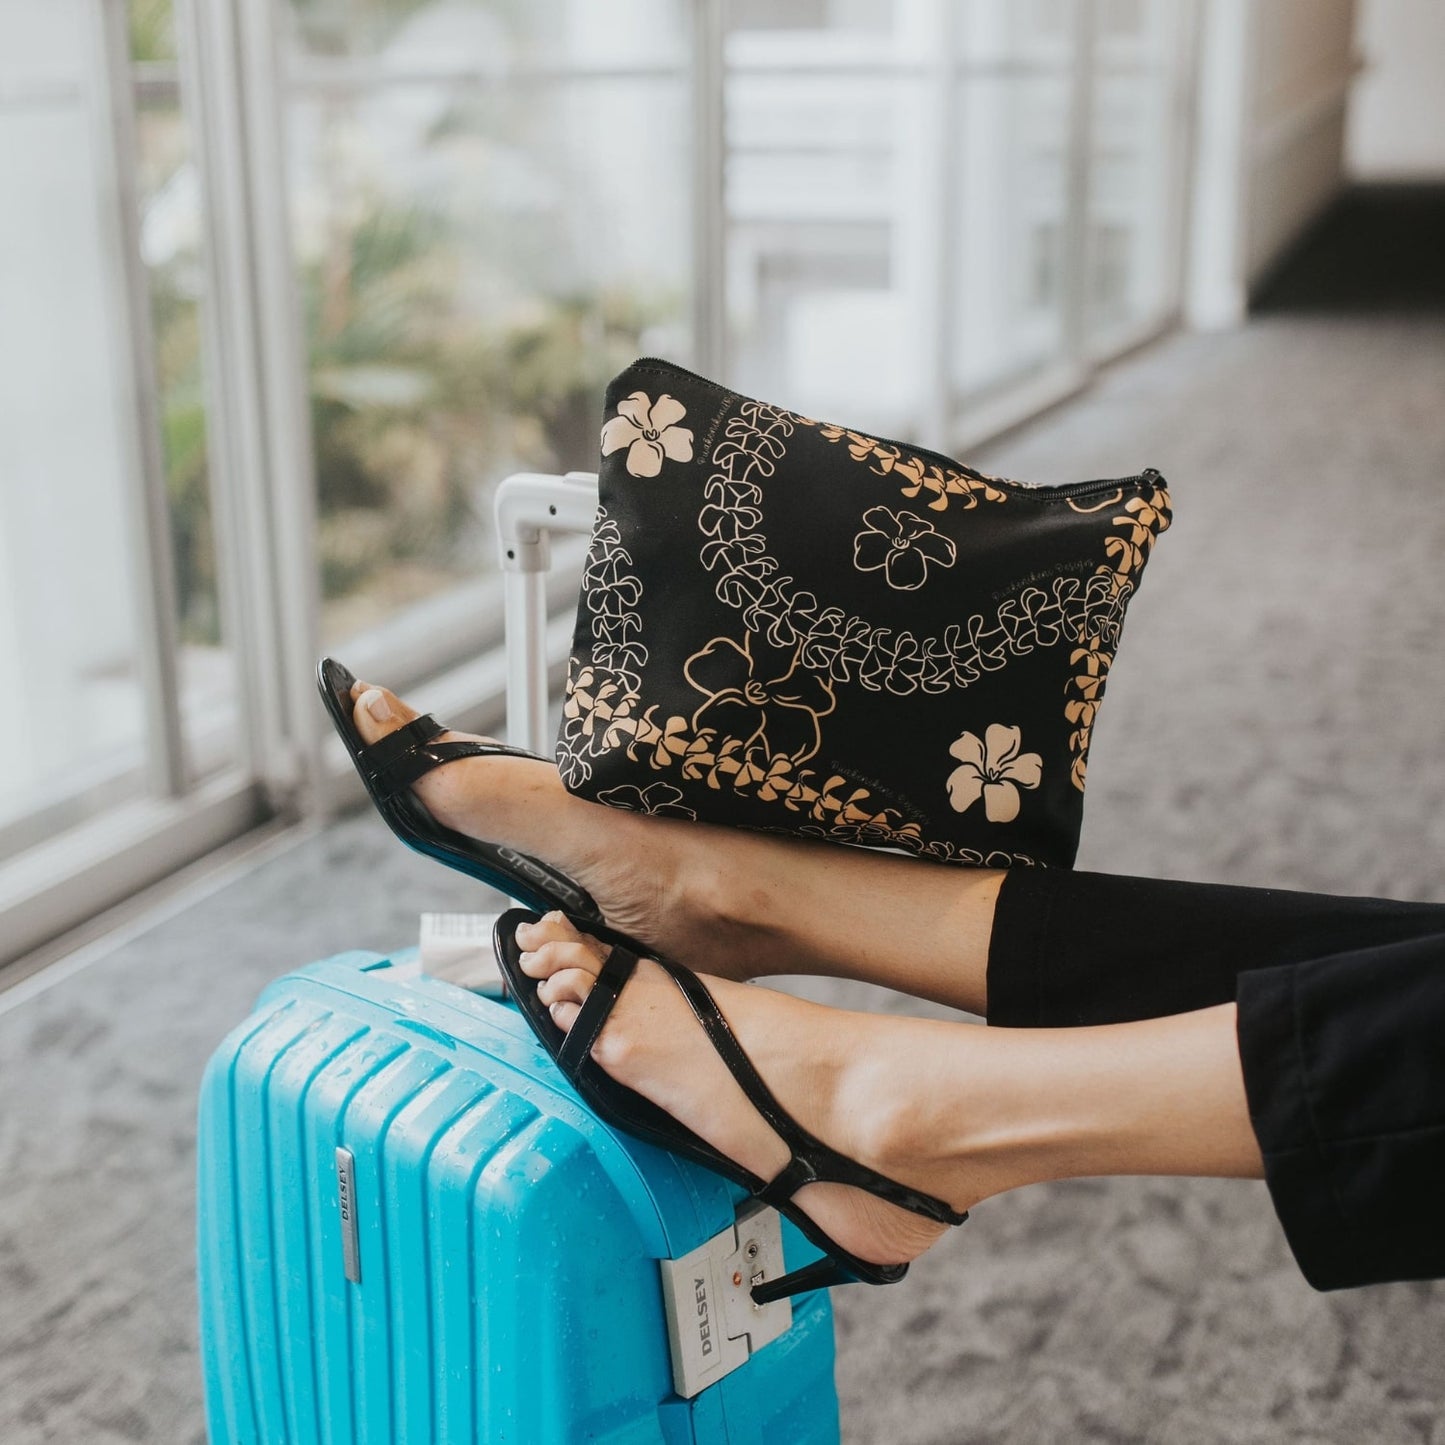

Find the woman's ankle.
[
  {"left": 940, "top": 1007, "right": 1266, "bottom": 1202},
  {"left": 669, "top": 829, "right": 785, "bottom": 980}
]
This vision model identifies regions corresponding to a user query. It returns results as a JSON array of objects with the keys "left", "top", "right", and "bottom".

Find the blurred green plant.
[
  {"left": 134, "top": 0, "right": 684, "bottom": 646},
  {"left": 128, "top": 0, "right": 176, "bottom": 63},
  {"left": 151, "top": 186, "right": 674, "bottom": 637},
  {"left": 304, "top": 194, "right": 673, "bottom": 609},
  {"left": 288, "top": 0, "right": 537, "bottom": 58}
]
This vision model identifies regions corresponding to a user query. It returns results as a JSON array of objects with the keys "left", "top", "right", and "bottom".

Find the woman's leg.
[
  {"left": 1234, "top": 929, "right": 1445, "bottom": 1290},
  {"left": 513, "top": 912, "right": 1262, "bottom": 1272},
  {"left": 520, "top": 911, "right": 1445, "bottom": 1292},
  {"left": 990, "top": 876, "right": 1445, "bottom": 1290},
  {"left": 348, "top": 681, "right": 1445, "bottom": 1288},
  {"left": 348, "top": 680, "right": 1445, "bottom": 1024}
]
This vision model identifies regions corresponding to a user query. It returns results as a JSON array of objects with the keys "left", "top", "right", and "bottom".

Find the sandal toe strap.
[
  {"left": 359, "top": 715, "right": 546, "bottom": 798},
  {"left": 557, "top": 943, "right": 641, "bottom": 1077}
]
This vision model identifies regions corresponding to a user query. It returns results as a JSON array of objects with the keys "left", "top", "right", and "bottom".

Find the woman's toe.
[
  {"left": 351, "top": 683, "right": 420, "bottom": 744},
  {"left": 522, "top": 942, "right": 606, "bottom": 985},
  {"left": 549, "top": 1000, "right": 583, "bottom": 1030},
  {"left": 515, "top": 913, "right": 609, "bottom": 966},
  {"left": 537, "top": 967, "right": 597, "bottom": 1009}
]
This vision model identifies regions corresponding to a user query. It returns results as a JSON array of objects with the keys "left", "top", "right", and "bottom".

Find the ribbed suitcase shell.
[{"left": 197, "top": 951, "right": 840, "bottom": 1444}]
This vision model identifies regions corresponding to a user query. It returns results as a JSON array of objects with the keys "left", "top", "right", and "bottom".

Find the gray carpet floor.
[{"left": 3, "top": 308, "right": 1445, "bottom": 1444}]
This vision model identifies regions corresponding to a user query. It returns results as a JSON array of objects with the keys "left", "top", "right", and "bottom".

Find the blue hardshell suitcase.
[{"left": 196, "top": 949, "right": 841, "bottom": 1443}]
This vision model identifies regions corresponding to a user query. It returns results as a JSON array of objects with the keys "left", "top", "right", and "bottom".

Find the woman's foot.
[
  {"left": 514, "top": 911, "right": 959, "bottom": 1269},
  {"left": 514, "top": 914, "right": 1266, "bottom": 1270},
  {"left": 348, "top": 678, "right": 735, "bottom": 969},
  {"left": 347, "top": 675, "right": 1005, "bottom": 1013}
]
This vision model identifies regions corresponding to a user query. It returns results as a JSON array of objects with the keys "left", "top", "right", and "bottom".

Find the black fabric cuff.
[
  {"left": 986, "top": 868, "right": 1266, "bottom": 1028},
  {"left": 1236, "top": 940, "right": 1445, "bottom": 1291},
  {"left": 1235, "top": 962, "right": 1357, "bottom": 1289}
]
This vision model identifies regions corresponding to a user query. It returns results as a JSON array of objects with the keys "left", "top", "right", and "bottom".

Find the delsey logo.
[
  {"left": 335, "top": 1147, "right": 361, "bottom": 1283},
  {"left": 694, "top": 1276, "right": 713, "bottom": 1356}
]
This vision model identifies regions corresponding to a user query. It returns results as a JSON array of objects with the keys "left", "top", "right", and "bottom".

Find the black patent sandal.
[
  {"left": 317, "top": 656, "right": 617, "bottom": 925},
  {"left": 493, "top": 907, "right": 969, "bottom": 1305}
]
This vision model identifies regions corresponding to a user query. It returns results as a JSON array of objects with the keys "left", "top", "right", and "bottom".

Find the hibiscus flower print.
[
  {"left": 600, "top": 391, "right": 695, "bottom": 477},
  {"left": 852, "top": 506, "right": 957, "bottom": 591},
  {"left": 595, "top": 782, "right": 697, "bottom": 820},
  {"left": 683, "top": 632, "right": 835, "bottom": 765},
  {"left": 946, "top": 723, "right": 1043, "bottom": 824}
]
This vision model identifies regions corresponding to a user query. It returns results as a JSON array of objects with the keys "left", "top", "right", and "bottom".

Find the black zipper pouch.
[{"left": 558, "top": 356, "right": 1171, "bottom": 868}]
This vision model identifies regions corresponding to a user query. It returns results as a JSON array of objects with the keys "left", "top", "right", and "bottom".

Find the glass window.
[
  {"left": 280, "top": 0, "right": 693, "bottom": 654},
  {"left": 951, "top": 68, "right": 1074, "bottom": 399},
  {"left": 1086, "top": 0, "right": 1190, "bottom": 349},
  {"left": 0, "top": 1, "right": 151, "bottom": 852},
  {"left": 2, "top": 0, "right": 1204, "bottom": 964},
  {"left": 131, "top": 0, "right": 238, "bottom": 784},
  {"left": 722, "top": 2, "right": 919, "bottom": 433},
  {"left": 949, "top": 0, "right": 1078, "bottom": 402}
]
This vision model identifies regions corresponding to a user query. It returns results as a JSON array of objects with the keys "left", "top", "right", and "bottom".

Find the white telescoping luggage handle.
[
  {"left": 495, "top": 470, "right": 801, "bottom": 1396},
  {"left": 494, "top": 470, "right": 600, "bottom": 755}
]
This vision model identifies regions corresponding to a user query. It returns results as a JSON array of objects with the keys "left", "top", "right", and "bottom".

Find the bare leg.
[
  {"left": 350, "top": 680, "right": 1003, "bottom": 1013},
  {"left": 517, "top": 913, "right": 1263, "bottom": 1270}
]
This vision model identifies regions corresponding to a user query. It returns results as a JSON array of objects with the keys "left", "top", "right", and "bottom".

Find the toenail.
[{"left": 360, "top": 688, "right": 393, "bottom": 723}]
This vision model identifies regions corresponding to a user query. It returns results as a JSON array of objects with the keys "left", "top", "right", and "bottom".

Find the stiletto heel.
[
  {"left": 493, "top": 908, "right": 968, "bottom": 1302},
  {"left": 750, "top": 1256, "right": 872, "bottom": 1306}
]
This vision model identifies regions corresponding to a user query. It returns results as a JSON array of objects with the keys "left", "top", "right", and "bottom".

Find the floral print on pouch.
[
  {"left": 946, "top": 725, "right": 1043, "bottom": 824},
  {"left": 852, "top": 506, "right": 958, "bottom": 590},
  {"left": 600, "top": 391, "right": 695, "bottom": 477},
  {"left": 562, "top": 357, "right": 1173, "bottom": 869}
]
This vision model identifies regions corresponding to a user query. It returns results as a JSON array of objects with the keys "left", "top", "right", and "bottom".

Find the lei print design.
[
  {"left": 561, "top": 390, "right": 1170, "bottom": 865},
  {"left": 684, "top": 632, "right": 835, "bottom": 764},
  {"left": 601, "top": 391, "right": 694, "bottom": 477},
  {"left": 594, "top": 782, "right": 697, "bottom": 820},
  {"left": 799, "top": 420, "right": 1012, "bottom": 511},
  {"left": 852, "top": 507, "right": 957, "bottom": 591},
  {"left": 805, "top": 415, "right": 1171, "bottom": 789},
  {"left": 559, "top": 418, "right": 1037, "bottom": 866}
]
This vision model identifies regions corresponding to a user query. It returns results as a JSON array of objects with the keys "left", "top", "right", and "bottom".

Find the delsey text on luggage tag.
[{"left": 659, "top": 1201, "right": 793, "bottom": 1397}]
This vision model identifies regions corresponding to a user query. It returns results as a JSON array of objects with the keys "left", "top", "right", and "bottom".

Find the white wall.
[
  {"left": 1346, "top": 0, "right": 1445, "bottom": 180},
  {"left": 1186, "top": 0, "right": 1359, "bottom": 328},
  {"left": 1244, "top": 0, "right": 1359, "bottom": 284}
]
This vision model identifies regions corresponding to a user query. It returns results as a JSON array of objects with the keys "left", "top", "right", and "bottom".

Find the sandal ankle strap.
[{"left": 659, "top": 957, "right": 969, "bottom": 1229}]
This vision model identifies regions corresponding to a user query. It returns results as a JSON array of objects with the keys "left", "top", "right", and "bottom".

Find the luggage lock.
[{"left": 658, "top": 1201, "right": 793, "bottom": 1398}]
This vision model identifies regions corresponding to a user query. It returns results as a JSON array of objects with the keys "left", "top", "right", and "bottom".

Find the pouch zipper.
[{"left": 629, "top": 354, "right": 1161, "bottom": 500}]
